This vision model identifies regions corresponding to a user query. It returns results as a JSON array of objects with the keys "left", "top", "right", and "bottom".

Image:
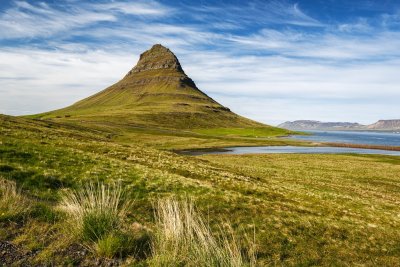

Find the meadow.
[{"left": 1, "top": 114, "right": 400, "bottom": 266}]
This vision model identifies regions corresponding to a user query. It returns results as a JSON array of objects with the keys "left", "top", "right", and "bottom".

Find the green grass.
[
  {"left": 94, "top": 231, "right": 143, "bottom": 259},
  {"left": 95, "top": 233, "right": 125, "bottom": 258},
  {"left": 2, "top": 114, "right": 400, "bottom": 265},
  {"left": 193, "top": 127, "right": 292, "bottom": 138},
  {"left": 59, "top": 182, "right": 131, "bottom": 255},
  {"left": 200, "top": 153, "right": 400, "bottom": 265}
]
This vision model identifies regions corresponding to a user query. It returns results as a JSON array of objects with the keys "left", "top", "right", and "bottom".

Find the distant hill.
[
  {"left": 278, "top": 120, "right": 365, "bottom": 131},
  {"left": 279, "top": 119, "right": 400, "bottom": 131},
  {"left": 367, "top": 120, "right": 400, "bottom": 130},
  {"left": 32, "top": 44, "right": 286, "bottom": 135}
]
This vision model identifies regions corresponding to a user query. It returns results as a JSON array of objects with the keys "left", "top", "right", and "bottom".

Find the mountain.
[
  {"left": 34, "top": 44, "right": 280, "bottom": 132},
  {"left": 279, "top": 119, "right": 400, "bottom": 131},
  {"left": 367, "top": 120, "right": 400, "bottom": 130},
  {"left": 278, "top": 120, "right": 365, "bottom": 131}
]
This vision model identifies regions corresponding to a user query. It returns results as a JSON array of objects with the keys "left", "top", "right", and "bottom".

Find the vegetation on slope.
[{"left": 59, "top": 182, "right": 138, "bottom": 258}]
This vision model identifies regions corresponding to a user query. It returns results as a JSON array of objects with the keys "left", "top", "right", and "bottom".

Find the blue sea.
[
  {"left": 291, "top": 130, "right": 400, "bottom": 147},
  {"left": 182, "top": 131, "right": 400, "bottom": 156}
]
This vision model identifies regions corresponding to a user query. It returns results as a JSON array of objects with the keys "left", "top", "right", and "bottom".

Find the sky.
[{"left": 0, "top": 0, "right": 400, "bottom": 125}]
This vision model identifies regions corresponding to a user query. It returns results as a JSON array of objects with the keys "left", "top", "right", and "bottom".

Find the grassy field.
[
  {"left": 193, "top": 127, "right": 291, "bottom": 138},
  {"left": 1, "top": 114, "right": 400, "bottom": 265},
  {"left": 201, "top": 153, "right": 400, "bottom": 265}
]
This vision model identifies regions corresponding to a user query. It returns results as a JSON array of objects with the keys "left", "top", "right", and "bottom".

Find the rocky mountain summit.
[
  {"left": 120, "top": 44, "right": 203, "bottom": 96},
  {"left": 128, "top": 44, "right": 183, "bottom": 73}
]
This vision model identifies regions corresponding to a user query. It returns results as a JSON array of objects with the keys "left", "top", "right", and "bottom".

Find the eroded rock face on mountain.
[
  {"left": 128, "top": 44, "right": 184, "bottom": 74},
  {"left": 122, "top": 44, "right": 199, "bottom": 90}
]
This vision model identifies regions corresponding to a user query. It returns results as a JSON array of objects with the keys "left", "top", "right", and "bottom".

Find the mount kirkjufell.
[{"left": 37, "top": 44, "right": 267, "bottom": 129}]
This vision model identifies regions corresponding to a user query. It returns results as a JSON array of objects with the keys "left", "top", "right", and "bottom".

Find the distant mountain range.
[
  {"left": 367, "top": 120, "right": 400, "bottom": 130},
  {"left": 278, "top": 120, "right": 400, "bottom": 131}
]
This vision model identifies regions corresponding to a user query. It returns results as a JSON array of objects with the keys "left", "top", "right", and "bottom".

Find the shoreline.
[
  {"left": 322, "top": 142, "right": 400, "bottom": 152},
  {"left": 176, "top": 142, "right": 400, "bottom": 156}
]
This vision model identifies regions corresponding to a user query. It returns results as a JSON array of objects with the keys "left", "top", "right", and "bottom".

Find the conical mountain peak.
[
  {"left": 40, "top": 44, "right": 266, "bottom": 129},
  {"left": 129, "top": 44, "right": 183, "bottom": 74}
]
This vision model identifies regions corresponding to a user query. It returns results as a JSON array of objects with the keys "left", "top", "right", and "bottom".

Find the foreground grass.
[
  {"left": 0, "top": 178, "right": 30, "bottom": 221},
  {"left": 59, "top": 182, "right": 136, "bottom": 258},
  {"left": 1, "top": 114, "right": 400, "bottom": 265},
  {"left": 150, "top": 198, "right": 256, "bottom": 267}
]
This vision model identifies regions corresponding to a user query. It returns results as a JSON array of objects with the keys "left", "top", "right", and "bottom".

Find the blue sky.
[{"left": 1, "top": 0, "right": 399, "bottom": 125}]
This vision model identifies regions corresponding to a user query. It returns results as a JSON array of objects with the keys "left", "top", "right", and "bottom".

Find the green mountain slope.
[{"left": 32, "top": 44, "right": 284, "bottom": 133}]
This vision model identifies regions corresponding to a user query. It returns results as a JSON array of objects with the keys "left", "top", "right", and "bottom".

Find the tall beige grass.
[
  {"left": 59, "top": 182, "right": 131, "bottom": 242},
  {"left": 0, "top": 178, "right": 30, "bottom": 220},
  {"left": 150, "top": 198, "right": 257, "bottom": 267}
]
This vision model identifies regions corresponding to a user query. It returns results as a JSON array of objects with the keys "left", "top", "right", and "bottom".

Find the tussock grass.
[
  {"left": 150, "top": 198, "right": 256, "bottom": 267},
  {"left": 0, "top": 178, "right": 30, "bottom": 221},
  {"left": 58, "top": 182, "right": 152, "bottom": 259},
  {"left": 59, "top": 182, "right": 130, "bottom": 242},
  {"left": 94, "top": 232, "right": 127, "bottom": 258}
]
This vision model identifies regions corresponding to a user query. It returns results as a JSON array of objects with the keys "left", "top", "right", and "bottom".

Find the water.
[
  {"left": 180, "top": 131, "right": 400, "bottom": 156},
  {"left": 182, "top": 146, "right": 400, "bottom": 156},
  {"left": 291, "top": 130, "right": 400, "bottom": 146}
]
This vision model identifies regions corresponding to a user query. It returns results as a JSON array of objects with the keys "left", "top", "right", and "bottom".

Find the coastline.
[
  {"left": 322, "top": 142, "right": 400, "bottom": 152},
  {"left": 176, "top": 141, "right": 400, "bottom": 156}
]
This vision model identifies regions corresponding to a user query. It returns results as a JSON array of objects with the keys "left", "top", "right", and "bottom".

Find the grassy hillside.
[
  {"left": 1, "top": 114, "right": 400, "bottom": 265},
  {"left": 28, "top": 44, "right": 289, "bottom": 136}
]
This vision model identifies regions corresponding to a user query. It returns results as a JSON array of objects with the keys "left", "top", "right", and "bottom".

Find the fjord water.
[
  {"left": 186, "top": 146, "right": 400, "bottom": 156},
  {"left": 184, "top": 131, "right": 400, "bottom": 156},
  {"left": 291, "top": 130, "right": 400, "bottom": 146}
]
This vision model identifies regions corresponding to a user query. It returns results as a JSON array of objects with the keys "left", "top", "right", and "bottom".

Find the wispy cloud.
[
  {"left": 0, "top": 1, "right": 172, "bottom": 40},
  {"left": 382, "top": 10, "right": 400, "bottom": 28},
  {"left": 188, "top": 0, "right": 323, "bottom": 28},
  {"left": 92, "top": 1, "right": 173, "bottom": 16},
  {"left": 337, "top": 18, "right": 372, "bottom": 33},
  {"left": 0, "top": 47, "right": 133, "bottom": 115}
]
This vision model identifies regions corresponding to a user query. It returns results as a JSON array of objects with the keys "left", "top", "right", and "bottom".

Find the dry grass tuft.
[
  {"left": 59, "top": 182, "right": 131, "bottom": 243},
  {"left": 150, "top": 198, "right": 257, "bottom": 267},
  {"left": 0, "top": 178, "right": 30, "bottom": 221}
]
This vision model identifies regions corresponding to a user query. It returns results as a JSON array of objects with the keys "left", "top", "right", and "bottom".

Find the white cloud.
[
  {"left": 0, "top": 48, "right": 134, "bottom": 115},
  {"left": 93, "top": 1, "right": 173, "bottom": 16},
  {"left": 338, "top": 18, "right": 372, "bottom": 33},
  {"left": 0, "top": 2, "right": 115, "bottom": 39},
  {"left": 189, "top": 0, "right": 323, "bottom": 28},
  {"left": 0, "top": 0, "right": 172, "bottom": 40},
  {"left": 224, "top": 28, "right": 400, "bottom": 61}
]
